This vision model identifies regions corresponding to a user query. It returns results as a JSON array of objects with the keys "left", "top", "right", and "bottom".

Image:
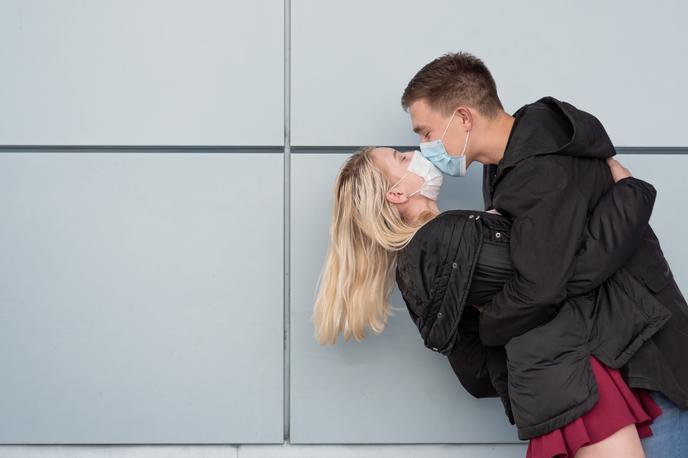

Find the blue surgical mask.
[{"left": 419, "top": 109, "right": 470, "bottom": 177}]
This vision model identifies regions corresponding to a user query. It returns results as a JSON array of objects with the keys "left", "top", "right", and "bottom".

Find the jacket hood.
[{"left": 492, "top": 96, "right": 617, "bottom": 190}]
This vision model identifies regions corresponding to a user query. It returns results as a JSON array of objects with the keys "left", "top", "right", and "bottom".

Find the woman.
[{"left": 313, "top": 146, "right": 687, "bottom": 457}]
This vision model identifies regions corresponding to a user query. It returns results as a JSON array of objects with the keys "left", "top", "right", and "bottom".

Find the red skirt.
[{"left": 526, "top": 355, "right": 663, "bottom": 458}]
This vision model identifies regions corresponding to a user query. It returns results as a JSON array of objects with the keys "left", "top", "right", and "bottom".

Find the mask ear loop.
[
  {"left": 388, "top": 171, "right": 410, "bottom": 194},
  {"left": 439, "top": 109, "right": 458, "bottom": 141},
  {"left": 441, "top": 109, "right": 470, "bottom": 158},
  {"left": 389, "top": 171, "right": 423, "bottom": 199},
  {"left": 460, "top": 130, "right": 470, "bottom": 157}
]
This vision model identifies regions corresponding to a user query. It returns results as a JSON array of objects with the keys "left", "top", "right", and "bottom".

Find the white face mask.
[{"left": 389, "top": 150, "right": 444, "bottom": 200}]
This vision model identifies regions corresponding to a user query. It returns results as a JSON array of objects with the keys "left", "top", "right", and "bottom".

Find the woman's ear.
[{"left": 385, "top": 188, "right": 409, "bottom": 205}]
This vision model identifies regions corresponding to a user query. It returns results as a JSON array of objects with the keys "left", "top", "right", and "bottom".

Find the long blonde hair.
[{"left": 312, "top": 146, "right": 438, "bottom": 346}]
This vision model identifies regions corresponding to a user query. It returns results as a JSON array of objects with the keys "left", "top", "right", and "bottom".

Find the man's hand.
[
  {"left": 472, "top": 304, "right": 485, "bottom": 313},
  {"left": 607, "top": 157, "right": 632, "bottom": 183}
]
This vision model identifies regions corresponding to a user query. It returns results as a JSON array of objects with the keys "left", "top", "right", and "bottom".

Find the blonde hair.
[{"left": 312, "top": 146, "right": 437, "bottom": 346}]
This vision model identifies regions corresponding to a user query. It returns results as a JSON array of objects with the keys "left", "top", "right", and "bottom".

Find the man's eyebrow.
[{"left": 413, "top": 125, "right": 425, "bottom": 134}]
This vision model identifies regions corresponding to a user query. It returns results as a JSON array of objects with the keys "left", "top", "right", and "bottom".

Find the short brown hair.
[{"left": 401, "top": 51, "right": 503, "bottom": 118}]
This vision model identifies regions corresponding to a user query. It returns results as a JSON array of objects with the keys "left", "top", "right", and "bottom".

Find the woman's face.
[{"left": 370, "top": 147, "right": 424, "bottom": 202}]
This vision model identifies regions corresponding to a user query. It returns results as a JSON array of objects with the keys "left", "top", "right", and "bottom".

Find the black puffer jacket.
[{"left": 396, "top": 177, "right": 674, "bottom": 439}]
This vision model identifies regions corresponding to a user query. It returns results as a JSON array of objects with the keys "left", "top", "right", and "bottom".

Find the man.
[{"left": 401, "top": 51, "right": 688, "bottom": 455}]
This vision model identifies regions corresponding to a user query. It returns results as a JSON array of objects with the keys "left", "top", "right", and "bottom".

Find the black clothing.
[
  {"left": 396, "top": 97, "right": 688, "bottom": 439},
  {"left": 477, "top": 97, "right": 688, "bottom": 420},
  {"left": 396, "top": 175, "right": 675, "bottom": 439},
  {"left": 465, "top": 236, "right": 512, "bottom": 307},
  {"left": 479, "top": 97, "right": 632, "bottom": 343}
]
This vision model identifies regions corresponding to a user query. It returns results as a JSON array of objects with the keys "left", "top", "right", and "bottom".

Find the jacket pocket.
[{"left": 590, "top": 268, "right": 672, "bottom": 369}]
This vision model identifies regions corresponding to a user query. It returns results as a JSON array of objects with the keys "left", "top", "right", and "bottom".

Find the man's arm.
[
  {"left": 567, "top": 176, "right": 656, "bottom": 296},
  {"left": 471, "top": 176, "right": 656, "bottom": 307},
  {"left": 478, "top": 157, "right": 589, "bottom": 346},
  {"left": 479, "top": 158, "right": 657, "bottom": 346}
]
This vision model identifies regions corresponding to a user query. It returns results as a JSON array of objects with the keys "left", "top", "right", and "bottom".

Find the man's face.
[{"left": 408, "top": 99, "right": 468, "bottom": 157}]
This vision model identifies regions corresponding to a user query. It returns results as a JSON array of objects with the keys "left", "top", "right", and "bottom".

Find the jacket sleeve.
[
  {"left": 485, "top": 345, "right": 514, "bottom": 425},
  {"left": 447, "top": 307, "right": 515, "bottom": 424},
  {"left": 479, "top": 157, "right": 589, "bottom": 346},
  {"left": 448, "top": 306, "right": 499, "bottom": 398},
  {"left": 566, "top": 176, "right": 656, "bottom": 296}
]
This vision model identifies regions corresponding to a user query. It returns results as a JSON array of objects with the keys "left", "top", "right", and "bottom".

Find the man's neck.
[{"left": 469, "top": 112, "right": 516, "bottom": 166}]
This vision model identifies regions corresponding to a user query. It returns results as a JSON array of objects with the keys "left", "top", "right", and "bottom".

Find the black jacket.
[
  {"left": 396, "top": 176, "right": 672, "bottom": 439},
  {"left": 396, "top": 97, "right": 688, "bottom": 439},
  {"left": 480, "top": 97, "right": 688, "bottom": 418}
]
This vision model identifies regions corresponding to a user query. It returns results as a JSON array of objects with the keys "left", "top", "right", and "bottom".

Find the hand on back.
[{"left": 607, "top": 157, "right": 632, "bottom": 183}]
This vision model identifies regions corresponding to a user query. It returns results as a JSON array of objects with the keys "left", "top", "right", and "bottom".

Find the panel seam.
[{"left": 283, "top": 0, "right": 292, "bottom": 444}]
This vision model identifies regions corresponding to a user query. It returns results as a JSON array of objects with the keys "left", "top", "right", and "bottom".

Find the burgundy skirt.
[{"left": 526, "top": 355, "right": 663, "bottom": 458}]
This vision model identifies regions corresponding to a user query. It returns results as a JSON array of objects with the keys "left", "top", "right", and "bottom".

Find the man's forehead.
[
  {"left": 409, "top": 99, "right": 440, "bottom": 122},
  {"left": 409, "top": 99, "right": 430, "bottom": 115},
  {"left": 409, "top": 102, "right": 436, "bottom": 133}
]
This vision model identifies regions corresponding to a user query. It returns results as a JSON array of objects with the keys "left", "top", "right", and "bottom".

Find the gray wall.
[
  {"left": 0, "top": 0, "right": 686, "bottom": 455},
  {"left": 291, "top": 0, "right": 688, "bottom": 147},
  {"left": 0, "top": 0, "right": 284, "bottom": 145}
]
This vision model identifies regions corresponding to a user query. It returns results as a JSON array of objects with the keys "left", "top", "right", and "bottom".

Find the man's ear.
[{"left": 457, "top": 106, "right": 474, "bottom": 130}]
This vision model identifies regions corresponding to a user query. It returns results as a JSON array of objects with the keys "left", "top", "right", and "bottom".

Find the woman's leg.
[
  {"left": 640, "top": 390, "right": 688, "bottom": 458},
  {"left": 574, "top": 423, "right": 645, "bottom": 458}
]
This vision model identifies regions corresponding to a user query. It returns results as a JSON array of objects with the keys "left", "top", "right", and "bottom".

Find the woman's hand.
[{"left": 607, "top": 157, "right": 632, "bottom": 183}]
